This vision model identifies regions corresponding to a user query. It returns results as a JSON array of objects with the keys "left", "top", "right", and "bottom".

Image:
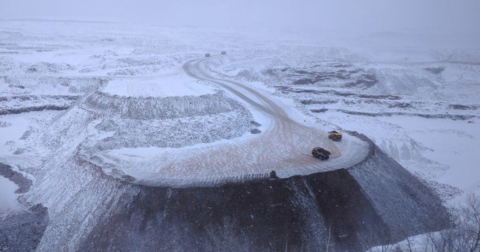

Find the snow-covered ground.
[
  {"left": 0, "top": 19, "right": 479, "bottom": 250},
  {"left": 102, "top": 72, "right": 214, "bottom": 98},
  {"left": 205, "top": 39, "right": 480, "bottom": 202}
]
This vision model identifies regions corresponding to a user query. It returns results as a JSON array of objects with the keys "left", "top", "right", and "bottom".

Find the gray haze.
[{"left": 1, "top": 0, "right": 480, "bottom": 34}]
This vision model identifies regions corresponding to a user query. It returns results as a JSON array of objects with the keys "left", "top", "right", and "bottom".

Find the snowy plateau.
[{"left": 0, "top": 20, "right": 479, "bottom": 251}]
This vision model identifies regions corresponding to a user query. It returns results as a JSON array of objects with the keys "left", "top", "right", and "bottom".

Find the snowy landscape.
[{"left": 0, "top": 18, "right": 479, "bottom": 251}]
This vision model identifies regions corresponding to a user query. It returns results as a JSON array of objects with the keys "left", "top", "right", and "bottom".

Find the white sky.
[{"left": 1, "top": 0, "right": 479, "bottom": 34}]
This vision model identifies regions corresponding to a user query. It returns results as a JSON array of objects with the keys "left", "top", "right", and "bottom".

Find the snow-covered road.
[{"left": 96, "top": 57, "right": 370, "bottom": 187}]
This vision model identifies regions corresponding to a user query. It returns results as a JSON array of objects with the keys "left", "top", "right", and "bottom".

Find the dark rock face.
[
  {"left": 0, "top": 95, "right": 78, "bottom": 116},
  {"left": 318, "top": 109, "right": 476, "bottom": 121},
  {"left": 424, "top": 67, "right": 445, "bottom": 74},
  {"left": 250, "top": 128, "right": 261, "bottom": 134},
  {"left": 0, "top": 163, "right": 31, "bottom": 194},
  {"left": 449, "top": 104, "right": 477, "bottom": 110},
  {"left": 79, "top": 134, "right": 450, "bottom": 252},
  {"left": 277, "top": 64, "right": 378, "bottom": 88},
  {"left": 0, "top": 105, "right": 70, "bottom": 116},
  {"left": 276, "top": 86, "right": 401, "bottom": 100},
  {"left": 0, "top": 204, "right": 49, "bottom": 252},
  {"left": 0, "top": 164, "right": 49, "bottom": 252},
  {"left": 347, "top": 133, "right": 451, "bottom": 244}
]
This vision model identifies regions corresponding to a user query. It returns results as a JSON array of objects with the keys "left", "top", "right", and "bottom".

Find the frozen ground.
[
  {"left": 207, "top": 39, "right": 480, "bottom": 202},
  {"left": 0, "top": 19, "right": 479, "bottom": 250},
  {"left": 101, "top": 72, "right": 214, "bottom": 98}
]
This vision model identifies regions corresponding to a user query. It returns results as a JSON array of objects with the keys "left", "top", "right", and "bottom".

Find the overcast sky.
[{"left": 1, "top": 0, "right": 479, "bottom": 34}]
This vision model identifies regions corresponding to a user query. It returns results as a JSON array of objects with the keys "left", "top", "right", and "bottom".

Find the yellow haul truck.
[{"left": 328, "top": 131, "right": 342, "bottom": 142}]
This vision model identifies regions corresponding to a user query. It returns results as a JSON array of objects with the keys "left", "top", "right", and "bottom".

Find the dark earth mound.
[
  {"left": 0, "top": 164, "right": 49, "bottom": 252},
  {"left": 78, "top": 133, "right": 450, "bottom": 252}
]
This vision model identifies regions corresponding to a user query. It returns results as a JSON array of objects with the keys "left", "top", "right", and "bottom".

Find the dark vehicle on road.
[
  {"left": 205, "top": 53, "right": 210, "bottom": 57},
  {"left": 311, "top": 147, "right": 331, "bottom": 160}
]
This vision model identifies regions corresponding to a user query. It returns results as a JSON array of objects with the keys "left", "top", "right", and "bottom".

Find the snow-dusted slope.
[
  {"left": 73, "top": 134, "right": 448, "bottom": 252},
  {"left": 84, "top": 89, "right": 241, "bottom": 120},
  {"left": 212, "top": 50, "right": 480, "bottom": 202},
  {"left": 0, "top": 20, "right": 478, "bottom": 251}
]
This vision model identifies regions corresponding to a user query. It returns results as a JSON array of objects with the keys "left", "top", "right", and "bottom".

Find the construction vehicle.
[
  {"left": 328, "top": 131, "right": 342, "bottom": 142},
  {"left": 312, "top": 147, "right": 331, "bottom": 160},
  {"left": 205, "top": 53, "right": 211, "bottom": 57}
]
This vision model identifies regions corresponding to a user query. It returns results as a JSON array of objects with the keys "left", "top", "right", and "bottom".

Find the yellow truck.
[{"left": 328, "top": 131, "right": 342, "bottom": 142}]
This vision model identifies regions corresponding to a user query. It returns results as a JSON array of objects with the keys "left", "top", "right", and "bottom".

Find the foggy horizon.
[{"left": 1, "top": 0, "right": 480, "bottom": 35}]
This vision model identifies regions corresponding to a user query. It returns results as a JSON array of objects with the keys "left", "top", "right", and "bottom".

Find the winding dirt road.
[
  {"left": 127, "top": 57, "right": 368, "bottom": 186},
  {"left": 95, "top": 57, "right": 370, "bottom": 187}
]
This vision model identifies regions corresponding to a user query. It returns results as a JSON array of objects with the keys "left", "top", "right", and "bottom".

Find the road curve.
[
  {"left": 92, "top": 57, "right": 370, "bottom": 187},
  {"left": 128, "top": 57, "right": 369, "bottom": 186}
]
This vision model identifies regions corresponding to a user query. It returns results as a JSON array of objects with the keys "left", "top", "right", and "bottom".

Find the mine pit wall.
[
  {"left": 347, "top": 134, "right": 450, "bottom": 242},
  {"left": 30, "top": 155, "right": 137, "bottom": 252},
  {"left": 78, "top": 134, "right": 450, "bottom": 252},
  {"left": 84, "top": 90, "right": 241, "bottom": 120},
  {"left": 0, "top": 163, "right": 49, "bottom": 252}
]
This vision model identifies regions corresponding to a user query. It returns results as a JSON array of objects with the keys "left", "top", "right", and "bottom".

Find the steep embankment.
[
  {"left": 81, "top": 90, "right": 253, "bottom": 152},
  {"left": 84, "top": 90, "right": 245, "bottom": 120},
  {"left": 0, "top": 95, "right": 79, "bottom": 115},
  {"left": 19, "top": 78, "right": 448, "bottom": 251},
  {"left": 71, "top": 132, "right": 449, "bottom": 252},
  {"left": 0, "top": 163, "right": 49, "bottom": 252},
  {"left": 20, "top": 87, "right": 253, "bottom": 251}
]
